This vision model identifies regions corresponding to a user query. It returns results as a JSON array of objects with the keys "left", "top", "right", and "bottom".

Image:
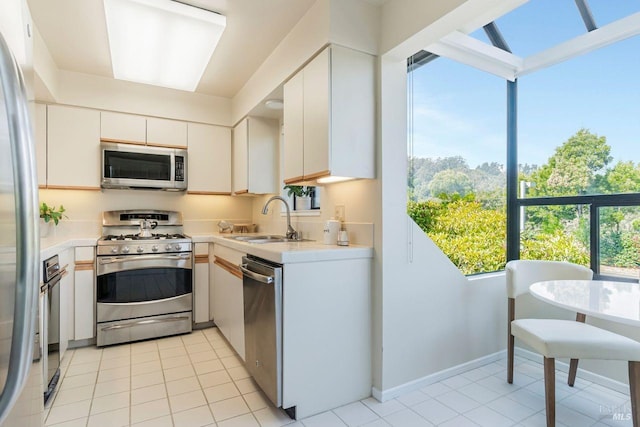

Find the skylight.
[
  {"left": 103, "top": 0, "right": 226, "bottom": 92},
  {"left": 425, "top": 0, "right": 640, "bottom": 81}
]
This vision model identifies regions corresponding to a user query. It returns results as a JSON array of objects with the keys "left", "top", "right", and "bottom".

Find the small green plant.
[
  {"left": 283, "top": 185, "right": 313, "bottom": 198},
  {"left": 40, "top": 202, "right": 67, "bottom": 225}
]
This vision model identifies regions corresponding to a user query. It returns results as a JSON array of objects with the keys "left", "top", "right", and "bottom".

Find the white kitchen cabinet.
[
  {"left": 211, "top": 245, "right": 245, "bottom": 360},
  {"left": 147, "top": 117, "right": 187, "bottom": 148},
  {"left": 232, "top": 117, "right": 278, "bottom": 195},
  {"left": 47, "top": 105, "right": 101, "bottom": 190},
  {"left": 100, "top": 111, "right": 146, "bottom": 144},
  {"left": 283, "top": 45, "right": 375, "bottom": 184},
  {"left": 187, "top": 123, "right": 232, "bottom": 194},
  {"left": 58, "top": 248, "right": 75, "bottom": 359},
  {"left": 283, "top": 72, "right": 304, "bottom": 182},
  {"left": 194, "top": 243, "right": 210, "bottom": 324},
  {"left": 100, "top": 111, "right": 187, "bottom": 148},
  {"left": 73, "top": 247, "right": 95, "bottom": 341},
  {"left": 34, "top": 102, "right": 47, "bottom": 188},
  {"left": 282, "top": 258, "right": 371, "bottom": 419}
]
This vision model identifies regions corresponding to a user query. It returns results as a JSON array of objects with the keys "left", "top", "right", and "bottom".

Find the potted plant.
[
  {"left": 39, "top": 202, "right": 67, "bottom": 237},
  {"left": 283, "top": 185, "right": 313, "bottom": 210}
]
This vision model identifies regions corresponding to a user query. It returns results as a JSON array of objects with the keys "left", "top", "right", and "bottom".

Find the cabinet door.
[
  {"left": 47, "top": 105, "right": 101, "bottom": 189},
  {"left": 232, "top": 119, "right": 248, "bottom": 194},
  {"left": 246, "top": 117, "right": 278, "bottom": 194},
  {"left": 194, "top": 243, "right": 210, "bottom": 324},
  {"left": 187, "top": 123, "right": 231, "bottom": 194},
  {"left": 303, "top": 47, "right": 330, "bottom": 179},
  {"left": 283, "top": 72, "right": 304, "bottom": 183},
  {"left": 100, "top": 111, "right": 146, "bottom": 144},
  {"left": 58, "top": 248, "right": 75, "bottom": 359},
  {"left": 147, "top": 117, "right": 187, "bottom": 148},
  {"left": 34, "top": 103, "right": 47, "bottom": 188},
  {"left": 74, "top": 247, "right": 95, "bottom": 340}
]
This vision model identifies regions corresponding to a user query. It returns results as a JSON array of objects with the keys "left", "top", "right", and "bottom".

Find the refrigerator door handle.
[{"left": 0, "top": 32, "right": 40, "bottom": 424}]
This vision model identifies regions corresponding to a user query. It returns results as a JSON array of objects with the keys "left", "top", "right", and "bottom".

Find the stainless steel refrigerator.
[{"left": 0, "top": 29, "right": 42, "bottom": 427}]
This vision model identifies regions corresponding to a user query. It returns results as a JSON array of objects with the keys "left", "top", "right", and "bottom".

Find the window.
[
  {"left": 407, "top": 57, "right": 506, "bottom": 275},
  {"left": 408, "top": 0, "right": 640, "bottom": 279}
]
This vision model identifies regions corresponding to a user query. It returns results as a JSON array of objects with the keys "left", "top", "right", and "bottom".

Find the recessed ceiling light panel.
[{"left": 104, "top": 0, "right": 226, "bottom": 92}]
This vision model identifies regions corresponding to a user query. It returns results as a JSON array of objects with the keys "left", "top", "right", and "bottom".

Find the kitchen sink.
[{"left": 224, "top": 235, "right": 311, "bottom": 244}]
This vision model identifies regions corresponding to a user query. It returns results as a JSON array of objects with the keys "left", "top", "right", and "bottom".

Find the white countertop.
[
  {"left": 39, "top": 236, "right": 99, "bottom": 261},
  {"left": 190, "top": 233, "right": 373, "bottom": 264},
  {"left": 39, "top": 233, "right": 372, "bottom": 264}
]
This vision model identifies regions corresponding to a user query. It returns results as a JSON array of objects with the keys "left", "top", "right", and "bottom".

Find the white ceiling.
[{"left": 27, "top": 0, "right": 316, "bottom": 98}]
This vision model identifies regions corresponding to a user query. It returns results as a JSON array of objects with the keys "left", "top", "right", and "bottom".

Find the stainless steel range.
[{"left": 96, "top": 210, "right": 193, "bottom": 346}]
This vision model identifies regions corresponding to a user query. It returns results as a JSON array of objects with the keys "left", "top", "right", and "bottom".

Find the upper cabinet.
[
  {"left": 100, "top": 111, "right": 146, "bottom": 144},
  {"left": 100, "top": 111, "right": 187, "bottom": 148},
  {"left": 283, "top": 45, "right": 375, "bottom": 184},
  {"left": 232, "top": 117, "right": 278, "bottom": 195},
  {"left": 47, "top": 105, "right": 101, "bottom": 190},
  {"left": 147, "top": 117, "right": 187, "bottom": 148},
  {"left": 187, "top": 123, "right": 231, "bottom": 195}
]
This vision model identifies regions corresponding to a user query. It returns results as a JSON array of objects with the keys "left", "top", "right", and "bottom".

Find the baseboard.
[
  {"left": 193, "top": 321, "right": 216, "bottom": 330},
  {"left": 371, "top": 350, "right": 506, "bottom": 402},
  {"left": 514, "top": 347, "right": 630, "bottom": 394}
]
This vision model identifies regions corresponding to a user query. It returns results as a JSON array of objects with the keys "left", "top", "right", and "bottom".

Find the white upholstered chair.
[{"left": 506, "top": 260, "right": 640, "bottom": 427}]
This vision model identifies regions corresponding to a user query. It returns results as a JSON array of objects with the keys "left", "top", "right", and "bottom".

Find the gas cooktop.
[{"left": 100, "top": 233, "right": 188, "bottom": 242}]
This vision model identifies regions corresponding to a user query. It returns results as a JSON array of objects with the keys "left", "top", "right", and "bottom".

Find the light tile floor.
[{"left": 44, "top": 327, "right": 634, "bottom": 427}]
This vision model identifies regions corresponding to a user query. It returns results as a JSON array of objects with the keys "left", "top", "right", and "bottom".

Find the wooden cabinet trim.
[
  {"left": 146, "top": 142, "right": 188, "bottom": 149},
  {"left": 214, "top": 256, "right": 242, "bottom": 279},
  {"left": 46, "top": 185, "right": 101, "bottom": 191},
  {"left": 195, "top": 254, "right": 209, "bottom": 264},
  {"left": 303, "top": 170, "right": 331, "bottom": 181},
  {"left": 75, "top": 260, "right": 94, "bottom": 271},
  {"left": 284, "top": 176, "right": 305, "bottom": 185},
  {"left": 100, "top": 138, "right": 146, "bottom": 146},
  {"left": 187, "top": 191, "right": 232, "bottom": 196}
]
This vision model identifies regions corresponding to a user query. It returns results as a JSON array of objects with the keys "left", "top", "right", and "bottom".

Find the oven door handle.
[
  {"left": 98, "top": 253, "right": 191, "bottom": 264},
  {"left": 100, "top": 315, "right": 190, "bottom": 331}
]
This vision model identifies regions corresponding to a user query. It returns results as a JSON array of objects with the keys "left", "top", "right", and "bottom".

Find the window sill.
[
  {"left": 467, "top": 271, "right": 505, "bottom": 282},
  {"left": 280, "top": 210, "right": 322, "bottom": 217}
]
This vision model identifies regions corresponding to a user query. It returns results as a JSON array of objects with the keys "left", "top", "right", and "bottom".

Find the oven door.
[{"left": 96, "top": 253, "right": 193, "bottom": 323}]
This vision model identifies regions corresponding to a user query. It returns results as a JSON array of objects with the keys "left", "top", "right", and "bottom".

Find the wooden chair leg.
[
  {"left": 629, "top": 361, "right": 640, "bottom": 427},
  {"left": 544, "top": 357, "right": 556, "bottom": 427},
  {"left": 508, "top": 298, "right": 515, "bottom": 384},
  {"left": 568, "top": 313, "right": 586, "bottom": 387}
]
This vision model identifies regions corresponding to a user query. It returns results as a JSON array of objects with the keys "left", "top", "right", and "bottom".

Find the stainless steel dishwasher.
[{"left": 240, "top": 255, "right": 283, "bottom": 408}]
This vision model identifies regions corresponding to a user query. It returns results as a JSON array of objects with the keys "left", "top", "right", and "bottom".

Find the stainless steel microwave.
[{"left": 101, "top": 142, "right": 187, "bottom": 191}]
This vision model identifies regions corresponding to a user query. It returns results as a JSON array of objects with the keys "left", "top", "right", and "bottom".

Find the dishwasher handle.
[{"left": 240, "top": 264, "right": 274, "bottom": 284}]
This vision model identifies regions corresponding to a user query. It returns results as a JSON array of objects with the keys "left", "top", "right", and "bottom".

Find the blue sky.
[{"left": 410, "top": 0, "right": 640, "bottom": 169}]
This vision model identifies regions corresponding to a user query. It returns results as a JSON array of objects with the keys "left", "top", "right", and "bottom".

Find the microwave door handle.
[{"left": 0, "top": 33, "right": 39, "bottom": 425}]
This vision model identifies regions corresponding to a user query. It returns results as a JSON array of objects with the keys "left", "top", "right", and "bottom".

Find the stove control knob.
[
  {"left": 152, "top": 245, "right": 159, "bottom": 252},
  {"left": 111, "top": 247, "right": 118, "bottom": 254},
  {"left": 137, "top": 246, "right": 144, "bottom": 253},
  {"left": 122, "top": 246, "right": 130, "bottom": 254},
  {"left": 165, "top": 244, "right": 172, "bottom": 251},
  {"left": 174, "top": 244, "right": 182, "bottom": 251}
]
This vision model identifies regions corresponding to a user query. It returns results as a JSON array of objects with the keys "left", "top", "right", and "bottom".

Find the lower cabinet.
[
  {"left": 211, "top": 244, "right": 245, "bottom": 360},
  {"left": 57, "top": 248, "right": 74, "bottom": 358},
  {"left": 193, "top": 243, "right": 210, "bottom": 324},
  {"left": 73, "top": 247, "right": 95, "bottom": 341}
]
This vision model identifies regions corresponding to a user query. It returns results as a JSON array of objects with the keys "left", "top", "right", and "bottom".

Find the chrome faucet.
[{"left": 261, "top": 196, "right": 298, "bottom": 240}]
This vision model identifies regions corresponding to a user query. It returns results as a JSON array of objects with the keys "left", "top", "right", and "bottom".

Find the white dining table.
[{"left": 529, "top": 280, "right": 640, "bottom": 327}]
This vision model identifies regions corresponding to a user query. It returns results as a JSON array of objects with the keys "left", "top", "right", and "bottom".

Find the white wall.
[
  {"left": 38, "top": 189, "right": 253, "bottom": 238},
  {"left": 375, "top": 0, "right": 525, "bottom": 393}
]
